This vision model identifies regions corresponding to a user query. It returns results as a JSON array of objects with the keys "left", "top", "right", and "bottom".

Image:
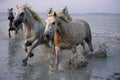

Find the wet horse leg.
[
  {"left": 54, "top": 46, "right": 61, "bottom": 71},
  {"left": 49, "top": 41, "right": 55, "bottom": 55},
  {"left": 81, "top": 40, "right": 88, "bottom": 55},
  {"left": 8, "top": 28, "right": 11, "bottom": 38},
  {"left": 18, "top": 24, "right": 23, "bottom": 33},
  {"left": 85, "top": 38, "right": 94, "bottom": 52},
  {"left": 71, "top": 46, "right": 88, "bottom": 66},
  {"left": 23, "top": 40, "right": 32, "bottom": 53},
  {"left": 20, "top": 25, "right": 23, "bottom": 32},
  {"left": 22, "top": 39, "right": 40, "bottom": 66},
  {"left": 71, "top": 46, "right": 78, "bottom": 58},
  {"left": 15, "top": 29, "right": 17, "bottom": 34},
  {"left": 88, "top": 40, "right": 94, "bottom": 52}
]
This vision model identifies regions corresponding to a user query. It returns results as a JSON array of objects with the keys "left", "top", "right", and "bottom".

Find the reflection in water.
[{"left": 7, "top": 36, "right": 36, "bottom": 80}]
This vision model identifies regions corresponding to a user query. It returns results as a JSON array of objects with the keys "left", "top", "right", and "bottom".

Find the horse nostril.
[
  {"left": 46, "top": 34, "right": 50, "bottom": 38},
  {"left": 44, "top": 33, "right": 50, "bottom": 40}
]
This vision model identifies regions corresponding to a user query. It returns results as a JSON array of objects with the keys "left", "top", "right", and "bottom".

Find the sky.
[{"left": 0, "top": 0, "right": 120, "bottom": 13}]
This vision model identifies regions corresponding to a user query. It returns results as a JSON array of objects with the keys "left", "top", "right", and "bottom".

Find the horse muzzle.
[
  {"left": 12, "top": 20, "right": 21, "bottom": 28},
  {"left": 43, "top": 33, "right": 51, "bottom": 41}
]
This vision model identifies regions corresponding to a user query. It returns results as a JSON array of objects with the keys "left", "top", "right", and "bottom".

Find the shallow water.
[{"left": 0, "top": 13, "right": 120, "bottom": 80}]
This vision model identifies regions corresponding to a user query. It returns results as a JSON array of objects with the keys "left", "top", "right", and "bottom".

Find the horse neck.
[
  {"left": 8, "top": 13, "right": 14, "bottom": 22},
  {"left": 57, "top": 20, "right": 72, "bottom": 39},
  {"left": 23, "top": 11, "right": 36, "bottom": 30}
]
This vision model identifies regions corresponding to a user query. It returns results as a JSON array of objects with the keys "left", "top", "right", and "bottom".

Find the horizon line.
[{"left": 0, "top": 12, "right": 120, "bottom": 15}]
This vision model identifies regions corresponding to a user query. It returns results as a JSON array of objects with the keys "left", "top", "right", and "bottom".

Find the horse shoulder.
[{"left": 54, "top": 31, "right": 72, "bottom": 48}]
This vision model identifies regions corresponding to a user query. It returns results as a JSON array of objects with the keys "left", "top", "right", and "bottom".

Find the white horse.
[
  {"left": 13, "top": 5, "right": 49, "bottom": 66},
  {"left": 44, "top": 12, "right": 93, "bottom": 71},
  {"left": 47, "top": 6, "right": 72, "bottom": 22},
  {"left": 58, "top": 6, "right": 72, "bottom": 21}
]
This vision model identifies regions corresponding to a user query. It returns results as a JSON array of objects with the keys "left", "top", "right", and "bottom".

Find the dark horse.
[{"left": 7, "top": 8, "right": 22, "bottom": 38}]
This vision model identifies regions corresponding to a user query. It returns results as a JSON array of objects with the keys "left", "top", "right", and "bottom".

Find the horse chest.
[{"left": 54, "top": 32, "right": 73, "bottom": 48}]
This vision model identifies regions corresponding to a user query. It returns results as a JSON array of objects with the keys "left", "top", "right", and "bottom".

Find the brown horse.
[{"left": 44, "top": 12, "right": 93, "bottom": 71}]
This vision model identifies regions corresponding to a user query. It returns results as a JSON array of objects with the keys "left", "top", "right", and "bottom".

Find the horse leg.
[
  {"left": 22, "top": 39, "right": 40, "bottom": 66},
  {"left": 81, "top": 40, "right": 90, "bottom": 55},
  {"left": 23, "top": 40, "right": 32, "bottom": 53},
  {"left": 15, "top": 29, "right": 17, "bottom": 34},
  {"left": 85, "top": 38, "right": 94, "bottom": 52},
  {"left": 71, "top": 46, "right": 88, "bottom": 67},
  {"left": 52, "top": 43, "right": 55, "bottom": 55},
  {"left": 50, "top": 41, "right": 55, "bottom": 55},
  {"left": 71, "top": 46, "right": 78, "bottom": 57},
  {"left": 54, "top": 46, "right": 61, "bottom": 71},
  {"left": 21, "top": 25, "right": 23, "bottom": 32},
  {"left": 8, "top": 28, "right": 11, "bottom": 38},
  {"left": 19, "top": 24, "right": 23, "bottom": 32}
]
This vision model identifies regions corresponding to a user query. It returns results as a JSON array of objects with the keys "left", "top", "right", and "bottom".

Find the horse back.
[
  {"left": 72, "top": 19, "right": 92, "bottom": 40},
  {"left": 68, "top": 20, "right": 86, "bottom": 41}
]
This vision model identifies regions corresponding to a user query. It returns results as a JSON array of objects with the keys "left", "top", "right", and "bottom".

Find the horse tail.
[{"left": 84, "top": 21, "right": 94, "bottom": 52}]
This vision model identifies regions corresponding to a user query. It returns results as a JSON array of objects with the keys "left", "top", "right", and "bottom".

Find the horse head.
[
  {"left": 13, "top": 5, "right": 27, "bottom": 28},
  {"left": 47, "top": 8, "right": 54, "bottom": 16},
  {"left": 59, "top": 6, "right": 72, "bottom": 21},
  {"left": 44, "top": 12, "right": 61, "bottom": 41},
  {"left": 7, "top": 8, "right": 14, "bottom": 21},
  {"left": 13, "top": 4, "right": 41, "bottom": 29}
]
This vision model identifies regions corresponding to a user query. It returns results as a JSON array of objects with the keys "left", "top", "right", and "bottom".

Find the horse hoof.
[
  {"left": 29, "top": 53, "right": 34, "bottom": 58},
  {"left": 25, "top": 48, "right": 28, "bottom": 53},
  {"left": 22, "top": 62, "right": 27, "bottom": 66},
  {"left": 15, "top": 31, "right": 17, "bottom": 34},
  {"left": 48, "top": 65, "right": 55, "bottom": 73},
  {"left": 22, "top": 45, "right": 28, "bottom": 53},
  {"left": 22, "top": 59, "right": 27, "bottom": 66}
]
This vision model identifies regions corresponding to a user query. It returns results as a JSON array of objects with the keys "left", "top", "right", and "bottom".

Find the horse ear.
[
  {"left": 16, "top": 5, "right": 19, "bottom": 9},
  {"left": 65, "top": 6, "right": 67, "bottom": 9},
  {"left": 47, "top": 8, "right": 53, "bottom": 16},
  {"left": 53, "top": 12, "right": 57, "bottom": 17},
  {"left": 47, "top": 8, "right": 53, "bottom": 14},
  {"left": 11, "top": 8, "right": 13, "bottom": 11}
]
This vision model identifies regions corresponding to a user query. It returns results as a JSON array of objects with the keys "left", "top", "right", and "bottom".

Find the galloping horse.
[
  {"left": 7, "top": 8, "right": 22, "bottom": 38},
  {"left": 13, "top": 5, "right": 49, "bottom": 66},
  {"left": 44, "top": 12, "right": 93, "bottom": 71}
]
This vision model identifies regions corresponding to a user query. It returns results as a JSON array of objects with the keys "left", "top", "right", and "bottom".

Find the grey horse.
[{"left": 13, "top": 5, "right": 50, "bottom": 66}]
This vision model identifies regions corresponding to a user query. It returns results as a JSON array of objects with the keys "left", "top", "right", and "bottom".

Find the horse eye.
[{"left": 52, "top": 22, "right": 55, "bottom": 25}]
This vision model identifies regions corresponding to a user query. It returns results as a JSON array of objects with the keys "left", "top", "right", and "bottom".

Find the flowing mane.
[
  {"left": 57, "top": 6, "right": 72, "bottom": 22},
  {"left": 22, "top": 4, "right": 41, "bottom": 22},
  {"left": 57, "top": 17, "right": 71, "bottom": 37},
  {"left": 27, "top": 8, "right": 41, "bottom": 22}
]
